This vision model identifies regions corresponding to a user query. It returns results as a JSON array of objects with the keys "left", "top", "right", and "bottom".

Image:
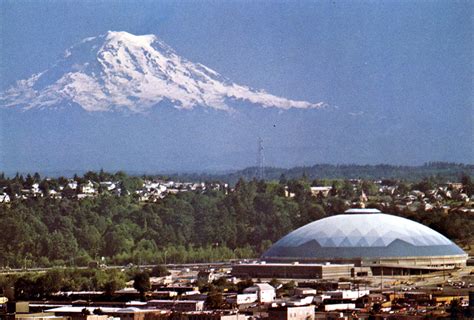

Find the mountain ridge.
[
  {"left": 0, "top": 31, "right": 326, "bottom": 113},
  {"left": 2, "top": 162, "right": 472, "bottom": 183}
]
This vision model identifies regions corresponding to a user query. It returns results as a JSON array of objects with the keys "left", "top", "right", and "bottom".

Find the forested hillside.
[
  {"left": 173, "top": 162, "right": 474, "bottom": 185},
  {"left": 1, "top": 175, "right": 473, "bottom": 268}
]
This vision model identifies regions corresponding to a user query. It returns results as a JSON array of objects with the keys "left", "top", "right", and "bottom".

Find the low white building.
[
  {"left": 243, "top": 283, "right": 275, "bottom": 303},
  {"left": 310, "top": 186, "right": 332, "bottom": 197},
  {"left": 294, "top": 287, "right": 317, "bottom": 296},
  {"left": 235, "top": 293, "right": 258, "bottom": 305},
  {"left": 268, "top": 305, "right": 315, "bottom": 320},
  {"left": 324, "top": 290, "right": 370, "bottom": 300},
  {"left": 324, "top": 303, "right": 356, "bottom": 311}
]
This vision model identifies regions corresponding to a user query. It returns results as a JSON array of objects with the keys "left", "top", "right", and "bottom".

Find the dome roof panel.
[{"left": 262, "top": 212, "right": 466, "bottom": 260}]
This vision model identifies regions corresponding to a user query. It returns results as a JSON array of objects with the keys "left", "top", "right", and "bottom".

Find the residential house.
[
  {"left": 99, "top": 181, "right": 117, "bottom": 191},
  {"left": 81, "top": 181, "right": 96, "bottom": 194},
  {"left": 67, "top": 180, "right": 78, "bottom": 190},
  {"left": 0, "top": 193, "right": 10, "bottom": 203},
  {"left": 310, "top": 186, "right": 332, "bottom": 198}
]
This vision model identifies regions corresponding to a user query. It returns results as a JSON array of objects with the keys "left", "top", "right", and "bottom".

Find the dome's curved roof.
[{"left": 262, "top": 209, "right": 466, "bottom": 260}]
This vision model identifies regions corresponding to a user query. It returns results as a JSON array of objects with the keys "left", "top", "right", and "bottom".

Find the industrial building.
[
  {"left": 232, "top": 262, "right": 354, "bottom": 280},
  {"left": 267, "top": 305, "right": 315, "bottom": 320}
]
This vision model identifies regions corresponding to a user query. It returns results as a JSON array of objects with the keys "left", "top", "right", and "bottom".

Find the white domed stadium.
[
  {"left": 232, "top": 209, "right": 467, "bottom": 279},
  {"left": 261, "top": 209, "right": 467, "bottom": 274}
]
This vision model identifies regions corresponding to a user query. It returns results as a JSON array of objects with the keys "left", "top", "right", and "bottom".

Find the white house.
[
  {"left": 67, "top": 180, "right": 78, "bottom": 190},
  {"left": 100, "top": 181, "right": 117, "bottom": 191},
  {"left": 48, "top": 190, "right": 62, "bottom": 199},
  {"left": 310, "top": 186, "right": 332, "bottom": 197},
  {"left": 31, "top": 183, "right": 41, "bottom": 193},
  {"left": 81, "top": 181, "right": 96, "bottom": 194},
  {"left": 0, "top": 193, "right": 10, "bottom": 203}
]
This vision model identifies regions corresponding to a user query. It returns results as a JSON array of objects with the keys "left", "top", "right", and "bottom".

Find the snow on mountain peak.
[{"left": 1, "top": 31, "right": 326, "bottom": 113}]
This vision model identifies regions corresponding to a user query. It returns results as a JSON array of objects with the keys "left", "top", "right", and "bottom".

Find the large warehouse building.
[
  {"left": 233, "top": 209, "right": 467, "bottom": 279},
  {"left": 232, "top": 262, "right": 355, "bottom": 280}
]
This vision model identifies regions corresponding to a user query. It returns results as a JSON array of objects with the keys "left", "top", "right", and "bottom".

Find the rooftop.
[
  {"left": 344, "top": 208, "right": 381, "bottom": 214},
  {"left": 262, "top": 211, "right": 466, "bottom": 260}
]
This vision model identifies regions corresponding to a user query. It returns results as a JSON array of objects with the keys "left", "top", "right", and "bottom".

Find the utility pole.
[
  {"left": 257, "top": 137, "right": 265, "bottom": 180},
  {"left": 443, "top": 257, "right": 446, "bottom": 282},
  {"left": 380, "top": 267, "right": 383, "bottom": 292}
]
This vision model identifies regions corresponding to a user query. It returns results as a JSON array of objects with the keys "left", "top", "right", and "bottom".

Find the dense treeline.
[
  {"left": 1, "top": 179, "right": 294, "bottom": 267},
  {"left": 0, "top": 268, "right": 127, "bottom": 299},
  {"left": 173, "top": 162, "right": 474, "bottom": 185},
  {"left": 0, "top": 266, "right": 172, "bottom": 300},
  {"left": 0, "top": 175, "right": 473, "bottom": 268}
]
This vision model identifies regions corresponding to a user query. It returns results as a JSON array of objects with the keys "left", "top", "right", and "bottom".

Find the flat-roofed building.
[
  {"left": 147, "top": 300, "right": 204, "bottom": 312},
  {"left": 232, "top": 263, "right": 353, "bottom": 280},
  {"left": 45, "top": 306, "right": 169, "bottom": 320},
  {"left": 16, "top": 314, "right": 76, "bottom": 320},
  {"left": 267, "top": 305, "right": 315, "bottom": 320},
  {"left": 171, "top": 312, "right": 246, "bottom": 320},
  {"left": 242, "top": 283, "right": 275, "bottom": 303}
]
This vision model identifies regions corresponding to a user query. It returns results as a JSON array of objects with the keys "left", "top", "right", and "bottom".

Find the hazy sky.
[{"left": 1, "top": 1, "right": 472, "bottom": 170}]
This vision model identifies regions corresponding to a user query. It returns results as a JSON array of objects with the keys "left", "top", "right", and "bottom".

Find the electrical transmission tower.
[{"left": 257, "top": 137, "right": 265, "bottom": 180}]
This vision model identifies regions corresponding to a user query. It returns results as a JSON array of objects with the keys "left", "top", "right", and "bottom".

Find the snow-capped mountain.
[{"left": 1, "top": 31, "right": 325, "bottom": 113}]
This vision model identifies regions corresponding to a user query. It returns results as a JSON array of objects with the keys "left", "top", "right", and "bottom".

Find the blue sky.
[
  {"left": 0, "top": 1, "right": 472, "bottom": 170},
  {"left": 2, "top": 1, "right": 471, "bottom": 104}
]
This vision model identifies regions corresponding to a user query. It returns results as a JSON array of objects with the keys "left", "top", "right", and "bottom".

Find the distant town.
[
  {"left": 1, "top": 169, "right": 473, "bottom": 215},
  {"left": 0, "top": 173, "right": 228, "bottom": 203}
]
